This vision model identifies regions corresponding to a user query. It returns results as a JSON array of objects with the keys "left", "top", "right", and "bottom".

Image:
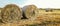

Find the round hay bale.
[
  {"left": 1, "top": 4, "right": 22, "bottom": 23},
  {"left": 23, "top": 5, "right": 38, "bottom": 19}
]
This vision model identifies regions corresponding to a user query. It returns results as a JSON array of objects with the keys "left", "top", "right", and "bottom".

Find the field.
[{"left": 0, "top": 9, "right": 60, "bottom": 26}]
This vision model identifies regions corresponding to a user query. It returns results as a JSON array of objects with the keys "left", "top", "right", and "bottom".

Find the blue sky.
[
  {"left": 0, "top": 0, "right": 27, "bottom": 7},
  {"left": 0, "top": 0, "right": 60, "bottom": 8}
]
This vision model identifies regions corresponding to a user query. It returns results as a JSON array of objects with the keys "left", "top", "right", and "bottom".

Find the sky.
[{"left": 0, "top": 0, "right": 60, "bottom": 8}]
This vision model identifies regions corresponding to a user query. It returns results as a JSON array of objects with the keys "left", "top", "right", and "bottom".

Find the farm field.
[{"left": 0, "top": 10, "right": 60, "bottom": 26}]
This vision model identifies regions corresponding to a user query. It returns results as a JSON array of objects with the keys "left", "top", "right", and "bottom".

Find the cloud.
[
  {"left": 22, "top": 0, "right": 60, "bottom": 8},
  {"left": 0, "top": 0, "right": 60, "bottom": 8}
]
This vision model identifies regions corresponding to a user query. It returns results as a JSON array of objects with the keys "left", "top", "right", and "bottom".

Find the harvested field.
[
  {"left": 0, "top": 12, "right": 60, "bottom": 26},
  {"left": 0, "top": 4, "right": 60, "bottom": 26}
]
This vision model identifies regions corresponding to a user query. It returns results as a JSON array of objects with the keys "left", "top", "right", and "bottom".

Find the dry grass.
[{"left": 0, "top": 12, "right": 60, "bottom": 26}]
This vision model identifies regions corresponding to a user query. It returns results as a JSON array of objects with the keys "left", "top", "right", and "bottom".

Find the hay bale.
[
  {"left": 23, "top": 5, "right": 39, "bottom": 19},
  {"left": 1, "top": 4, "right": 22, "bottom": 23}
]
